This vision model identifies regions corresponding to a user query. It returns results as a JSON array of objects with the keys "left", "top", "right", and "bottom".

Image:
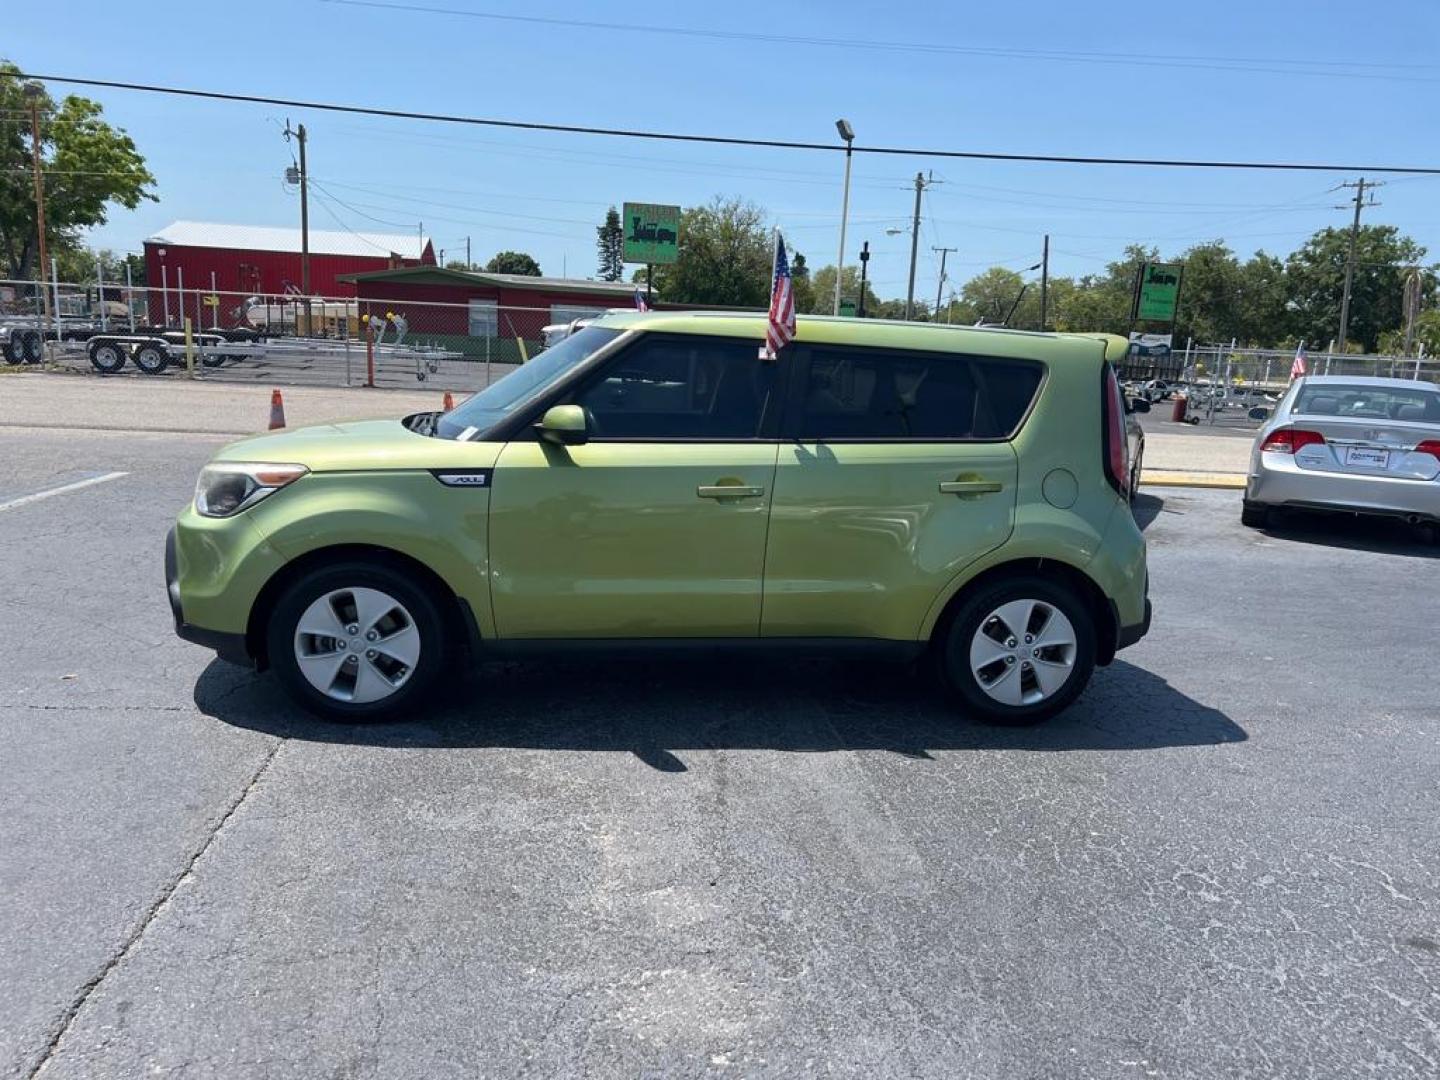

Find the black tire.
[
  {"left": 87, "top": 338, "right": 128, "bottom": 374},
  {"left": 1129, "top": 449, "right": 1143, "bottom": 504},
  {"left": 265, "top": 560, "right": 450, "bottom": 723},
  {"left": 1, "top": 335, "right": 20, "bottom": 365},
  {"left": 131, "top": 342, "right": 169, "bottom": 375},
  {"left": 200, "top": 351, "right": 228, "bottom": 368},
  {"left": 21, "top": 329, "right": 44, "bottom": 363},
  {"left": 937, "top": 575, "right": 1097, "bottom": 726},
  {"left": 1241, "top": 503, "right": 1269, "bottom": 529}
]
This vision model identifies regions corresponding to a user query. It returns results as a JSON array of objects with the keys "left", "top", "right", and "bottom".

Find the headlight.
[{"left": 194, "top": 463, "right": 308, "bottom": 518}]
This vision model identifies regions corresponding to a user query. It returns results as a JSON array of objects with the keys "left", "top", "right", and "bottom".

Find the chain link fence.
[{"left": 0, "top": 279, "right": 579, "bottom": 392}]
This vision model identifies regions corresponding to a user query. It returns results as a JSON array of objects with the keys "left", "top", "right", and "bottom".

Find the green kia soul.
[{"left": 166, "top": 313, "right": 1150, "bottom": 725}]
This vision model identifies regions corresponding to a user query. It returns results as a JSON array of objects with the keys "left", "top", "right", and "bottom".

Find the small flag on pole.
[
  {"left": 761, "top": 232, "right": 796, "bottom": 361},
  {"left": 634, "top": 286, "right": 649, "bottom": 312},
  {"left": 1290, "top": 341, "right": 1308, "bottom": 379}
]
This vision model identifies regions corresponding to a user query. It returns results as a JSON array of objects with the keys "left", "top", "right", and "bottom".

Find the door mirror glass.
[
  {"left": 1248, "top": 406, "right": 1270, "bottom": 421},
  {"left": 538, "top": 404, "right": 589, "bottom": 445},
  {"left": 1129, "top": 396, "right": 1151, "bottom": 413}
]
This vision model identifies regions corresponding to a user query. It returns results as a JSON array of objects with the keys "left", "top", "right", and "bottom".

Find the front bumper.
[
  {"left": 166, "top": 525, "right": 253, "bottom": 666},
  {"left": 1247, "top": 455, "right": 1440, "bottom": 523}
]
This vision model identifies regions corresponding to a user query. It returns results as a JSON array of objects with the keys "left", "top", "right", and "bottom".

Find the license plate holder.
[{"left": 1344, "top": 446, "right": 1389, "bottom": 468}]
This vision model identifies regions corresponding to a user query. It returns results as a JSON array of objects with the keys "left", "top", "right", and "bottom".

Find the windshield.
[
  {"left": 1294, "top": 383, "right": 1440, "bottom": 423},
  {"left": 435, "top": 326, "right": 622, "bottom": 440}
]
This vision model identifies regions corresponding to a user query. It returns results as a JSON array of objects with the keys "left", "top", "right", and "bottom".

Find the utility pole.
[
  {"left": 1336, "top": 177, "right": 1381, "bottom": 353},
  {"left": 284, "top": 121, "right": 311, "bottom": 296},
  {"left": 904, "top": 171, "right": 934, "bottom": 320},
  {"left": 465, "top": 236, "right": 471, "bottom": 270},
  {"left": 24, "top": 82, "right": 51, "bottom": 334},
  {"left": 932, "top": 246, "right": 957, "bottom": 321},
  {"left": 857, "top": 241, "right": 870, "bottom": 317},
  {"left": 1040, "top": 234, "right": 1050, "bottom": 331}
]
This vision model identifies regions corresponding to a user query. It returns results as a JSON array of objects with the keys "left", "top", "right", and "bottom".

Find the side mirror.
[
  {"left": 537, "top": 404, "right": 589, "bottom": 446},
  {"left": 1130, "top": 397, "right": 1151, "bottom": 414},
  {"left": 1248, "top": 406, "right": 1270, "bottom": 421}
]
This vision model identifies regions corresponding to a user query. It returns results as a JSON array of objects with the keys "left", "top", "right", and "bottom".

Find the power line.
[
  {"left": 7, "top": 71, "right": 1440, "bottom": 175},
  {"left": 318, "top": 0, "right": 1440, "bottom": 83}
]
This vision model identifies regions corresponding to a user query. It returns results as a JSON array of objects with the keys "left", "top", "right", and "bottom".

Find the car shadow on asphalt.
[
  {"left": 196, "top": 655, "right": 1246, "bottom": 768},
  {"left": 1258, "top": 509, "right": 1438, "bottom": 559}
]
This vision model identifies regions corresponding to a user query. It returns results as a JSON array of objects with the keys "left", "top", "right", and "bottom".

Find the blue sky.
[{"left": 10, "top": 0, "right": 1440, "bottom": 300}]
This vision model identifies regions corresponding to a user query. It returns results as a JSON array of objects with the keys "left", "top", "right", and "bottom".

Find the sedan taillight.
[
  {"left": 1415, "top": 439, "right": 1440, "bottom": 462},
  {"left": 1261, "top": 428, "right": 1325, "bottom": 454}
]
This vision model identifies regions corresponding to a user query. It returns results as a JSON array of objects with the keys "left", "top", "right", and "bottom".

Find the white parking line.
[{"left": 0, "top": 471, "right": 129, "bottom": 513}]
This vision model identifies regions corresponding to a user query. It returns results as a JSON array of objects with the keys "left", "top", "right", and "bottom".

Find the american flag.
[
  {"left": 762, "top": 232, "right": 796, "bottom": 360},
  {"left": 1291, "top": 341, "right": 1308, "bottom": 379},
  {"left": 634, "top": 286, "right": 649, "bottom": 312}
]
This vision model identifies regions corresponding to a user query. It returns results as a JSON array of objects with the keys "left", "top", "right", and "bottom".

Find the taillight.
[
  {"left": 1416, "top": 440, "right": 1440, "bottom": 461},
  {"left": 1102, "top": 364, "right": 1128, "bottom": 496},
  {"left": 1260, "top": 428, "right": 1325, "bottom": 454}
]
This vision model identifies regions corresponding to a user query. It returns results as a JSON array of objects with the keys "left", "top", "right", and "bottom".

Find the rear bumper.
[
  {"left": 1117, "top": 597, "right": 1152, "bottom": 650},
  {"left": 1246, "top": 455, "right": 1440, "bottom": 523},
  {"left": 166, "top": 526, "right": 252, "bottom": 666}
]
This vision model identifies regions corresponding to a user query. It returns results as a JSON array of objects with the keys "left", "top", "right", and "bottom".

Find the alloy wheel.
[
  {"left": 968, "top": 598, "right": 1078, "bottom": 707},
  {"left": 293, "top": 586, "right": 420, "bottom": 704}
]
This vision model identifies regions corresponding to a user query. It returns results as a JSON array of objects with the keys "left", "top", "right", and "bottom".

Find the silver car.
[{"left": 1243, "top": 375, "right": 1440, "bottom": 529}]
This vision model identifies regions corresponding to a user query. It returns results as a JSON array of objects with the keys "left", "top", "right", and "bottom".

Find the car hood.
[{"left": 212, "top": 419, "right": 503, "bottom": 473}]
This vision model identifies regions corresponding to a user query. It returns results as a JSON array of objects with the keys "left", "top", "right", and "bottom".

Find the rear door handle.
[
  {"left": 698, "top": 484, "right": 765, "bottom": 500},
  {"left": 939, "top": 480, "right": 1003, "bottom": 496}
]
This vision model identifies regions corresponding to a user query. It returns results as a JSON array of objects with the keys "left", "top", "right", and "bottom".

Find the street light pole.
[
  {"left": 833, "top": 119, "right": 855, "bottom": 316},
  {"left": 24, "top": 82, "right": 51, "bottom": 334},
  {"left": 857, "top": 241, "right": 870, "bottom": 318}
]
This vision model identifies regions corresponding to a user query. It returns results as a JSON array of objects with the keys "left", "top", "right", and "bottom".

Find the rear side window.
[{"left": 797, "top": 347, "right": 1042, "bottom": 441}]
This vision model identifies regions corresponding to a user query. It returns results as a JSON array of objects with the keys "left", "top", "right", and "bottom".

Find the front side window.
[
  {"left": 797, "top": 348, "right": 1042, "bottom": 441},
  {"left": 436, "top": 325, "right": 621, "bottom": 439},
  {"left": 570, "top": 335, "right": 778, "bottom": 439}
]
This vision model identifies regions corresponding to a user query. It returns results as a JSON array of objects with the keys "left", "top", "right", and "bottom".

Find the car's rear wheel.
[
  {"left": 266, "top": 561, "right": 449, "bottom": 722},
  {"left": 1241, "top": 503, "right": 1269, "bottom": 529},
  {"left": 938, "top": 576, "right": 1096, "bottom": 725}
]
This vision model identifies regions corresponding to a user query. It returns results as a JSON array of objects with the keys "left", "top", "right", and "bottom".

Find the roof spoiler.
[{"left": 1075, "top": 333, "right": 1130, "bottom": 363}]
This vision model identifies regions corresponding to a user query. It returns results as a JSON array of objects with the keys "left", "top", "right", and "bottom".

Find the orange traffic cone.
[
  {"left": 268, "top": 389, "right": 286, "bottom": 430},
  {"left": 442, "top": 391, "right": 455, "bottom": 411}
]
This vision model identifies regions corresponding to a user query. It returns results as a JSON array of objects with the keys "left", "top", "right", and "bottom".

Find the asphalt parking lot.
[{"left": 2, "top": 424, "right": 1437, "bottom": 1079}]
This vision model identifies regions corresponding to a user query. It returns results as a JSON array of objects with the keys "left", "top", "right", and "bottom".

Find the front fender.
[{"left": 247, "top": 471, "right": 495, "bottom": 638}]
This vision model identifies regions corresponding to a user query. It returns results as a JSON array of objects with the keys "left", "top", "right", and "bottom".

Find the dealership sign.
[
  {"left": 1133, "top": 262, "right": 1183, "bottom": 322},
  {"left": 622, "top": 202, "right": 681, "bottom": 265}
]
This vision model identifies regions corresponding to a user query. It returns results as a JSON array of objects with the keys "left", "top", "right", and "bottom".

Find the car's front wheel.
[
  {"left": 938, "top": 576, "right": 1097, "bottom": 725},
  {"left": 266, "top": 561, "right": 449, "bottom": 722}
]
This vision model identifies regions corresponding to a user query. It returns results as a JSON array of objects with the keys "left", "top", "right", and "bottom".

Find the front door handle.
[
  {"left": 698, "top": 484, "right": 765, "bottom": 500},
  {"left": 939, "top": 480, "right": 1003, "bottom": 496}
]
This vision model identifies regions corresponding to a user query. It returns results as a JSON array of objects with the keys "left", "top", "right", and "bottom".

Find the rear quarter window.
[{"left": 797, "top": 347, "right": 1044, "bottom": 441}]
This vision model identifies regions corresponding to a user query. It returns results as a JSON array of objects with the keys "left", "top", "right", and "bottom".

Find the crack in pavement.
[{"left": 26, "top": 737, "right": 286, "bottom": 1079}]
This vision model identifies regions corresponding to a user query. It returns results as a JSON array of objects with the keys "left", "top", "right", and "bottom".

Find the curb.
[{"left": 1140, "top": 471, "right": 1247, "bottom": 490}]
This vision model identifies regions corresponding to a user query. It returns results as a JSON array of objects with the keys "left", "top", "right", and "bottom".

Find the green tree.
[
  {"left": 443, "top": 258, "right": 469, "bottom": 271},
  {"left": 790, "top": 251, "right": 816, "bottom": 314},
  {"left": 0, "top": 63, "right": 156, "bottom": 280},
  {"left": 1054, "top": 245, "right": 1157, "bottom": 333},
  {"left": 657, "top": 196, "right": 772, "bottom": 307},
  {"left": 485, "top": 250, "right": 542, "bottom": 276},
  {"left": 1235, "top": 251, "right": 1288, "bottom": 347},
  {"left": 1284, "top": 225, "right": 1432, "bottom": 352},
  {"left": 871, "top": 298, "right": 932, "bottom": 321},
  {"left": 807, "top": 263, "right": 880, "bottom": 316},
  {"left": 1172, "top": 241, "right": 1241, "bottom": 344},
  {"left": 596, "top": 206, "right": 624, "bottom": 282},
  {"left": 950, "top": 266, "right": 1042, "bottom": 327},
  {"left": 51, "top": 245, "right": 138, "bottom": 285}
]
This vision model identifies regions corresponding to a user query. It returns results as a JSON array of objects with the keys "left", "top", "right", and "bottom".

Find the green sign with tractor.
[
  {"left": 622, "top": 202, "right": 681, "bottom": 265},
  {"left": 1133, "top": 262, "right": 1183, "bottom": 322}
]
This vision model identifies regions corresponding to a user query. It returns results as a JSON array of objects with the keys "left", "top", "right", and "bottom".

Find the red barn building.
[
  {"left": 143, "top": 221, "right": 434, "bottom": 326},
  {"left": 337, "top": 265, "right": 642, "bottom": 347}
]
